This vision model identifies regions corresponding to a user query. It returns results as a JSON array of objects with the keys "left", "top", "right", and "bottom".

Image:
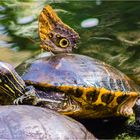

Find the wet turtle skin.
[
  {"left": 0, "top": 61, "right": 26, "bottom": 105},
  {"left": 15, "top": 53, "right": 140, "bottom": 118},
  {"left": 0, "top": 105, "right": 95, "bottom": 140}
]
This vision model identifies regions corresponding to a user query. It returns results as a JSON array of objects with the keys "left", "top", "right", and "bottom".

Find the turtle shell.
[
  {"left": 16, "top": 53, "right": 140, "bottom": 118},
  {"left": 16, "top": 53, "right": 139, "bottom": 91},
  {"left": 0, "top": 105, "right": 95, "bottom": 139}
]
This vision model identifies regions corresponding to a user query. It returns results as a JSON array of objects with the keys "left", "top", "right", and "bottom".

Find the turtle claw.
[
  {"left": 13, "top": 98, "right": 18, "bottom": 105},
  {"left": 13, "top": 86, "right": 37, "bottom": 105},
  {"left": 13, "top": 94, "right": 27, "bottom": 105}
]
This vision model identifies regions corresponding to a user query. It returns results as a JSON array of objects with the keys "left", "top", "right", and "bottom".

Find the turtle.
[
  {"left": 0, "top": 4, "right": 140, "bottom": 133},
  {"left": 16, "top": 52, "right": 140, "bottom": 118},
  {"left": 0, "top": 54, "right": 140, "bottom": 137},
  {"left": 0, "top": 105, "right": 95, "bottom": 139},
  {"left": 0, "top": 52, "right": 140, "bottom": 120}
]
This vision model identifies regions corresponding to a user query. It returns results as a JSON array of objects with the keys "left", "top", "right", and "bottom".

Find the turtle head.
[{"left": 0, "top": 61, "right": 26, "bottom": 100}]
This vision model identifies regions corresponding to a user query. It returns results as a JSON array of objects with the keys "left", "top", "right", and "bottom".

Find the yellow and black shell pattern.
[{"left": 16, "top": 53, "right": 140, "bottom": 118}]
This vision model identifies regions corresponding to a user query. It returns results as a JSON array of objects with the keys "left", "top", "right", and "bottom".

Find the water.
[{"left": 0, "top": 1, "right": 140, "bottom": 139}]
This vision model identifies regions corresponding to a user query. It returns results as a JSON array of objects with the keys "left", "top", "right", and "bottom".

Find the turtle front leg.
[
  {"left": 13, "top": 86, "right": 38, "bottom": 104},
  {"left": 125, "top": 98, "right": 140, "bottom": 135},
  {"left": 117, "top": 96, "right": 137, "bottom": 117},
  {"left": 127, "top": 99, "right": 140, "bottom": 132},
  {"left": 134, "top": 99, "right": 140, "bottom": 124}
]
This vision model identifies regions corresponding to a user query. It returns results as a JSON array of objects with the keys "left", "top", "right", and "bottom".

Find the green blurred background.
[{"left": 0, "top": 0, "right": 140, "bottom": 139}]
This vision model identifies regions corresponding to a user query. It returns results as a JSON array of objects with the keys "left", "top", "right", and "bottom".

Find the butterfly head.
[{"left": 39, "top": 5, "right": 79, "bottom": 53}]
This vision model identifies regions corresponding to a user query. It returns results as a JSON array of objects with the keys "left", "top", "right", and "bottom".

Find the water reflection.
[
  {"left": 17, "top": 15, "right": 34, "bottom": 24},
  {"left": 96, "top": 0, "right": 102, "bottom": 5},
  {"left": 81, "top": 18, "right": 99, "bottom": 28}
]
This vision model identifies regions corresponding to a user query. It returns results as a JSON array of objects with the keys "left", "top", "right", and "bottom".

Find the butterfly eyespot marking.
[
  {"left": 38, "top": 5, "right": 80, "bottom": 53},
  {"left": 49, "top": 33, "right": 53, "bottom": 38},
  {"left": 59, "top": 38, "right": 69, "bottom": 48},
  {"left": 56, "top": 34, "right": 61, "bottom": 38}
]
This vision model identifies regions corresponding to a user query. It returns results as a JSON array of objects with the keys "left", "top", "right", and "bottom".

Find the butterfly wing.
[{"left": 38, "top": 5, "right": 79, "bottom": 53}]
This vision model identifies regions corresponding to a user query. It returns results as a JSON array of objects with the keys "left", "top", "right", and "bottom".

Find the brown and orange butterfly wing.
[{"left": 38, "top": 5, "right": 79, "bottom": 53}]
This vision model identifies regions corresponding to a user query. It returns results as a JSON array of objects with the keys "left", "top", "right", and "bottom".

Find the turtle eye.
[{"left": 59, "top": 38, "right": 69, "bottom": 48}]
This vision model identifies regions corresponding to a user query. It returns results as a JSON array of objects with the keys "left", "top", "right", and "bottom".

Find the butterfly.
[{"left": 38, "top": 5, "right": 79, "bottom": 53}]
